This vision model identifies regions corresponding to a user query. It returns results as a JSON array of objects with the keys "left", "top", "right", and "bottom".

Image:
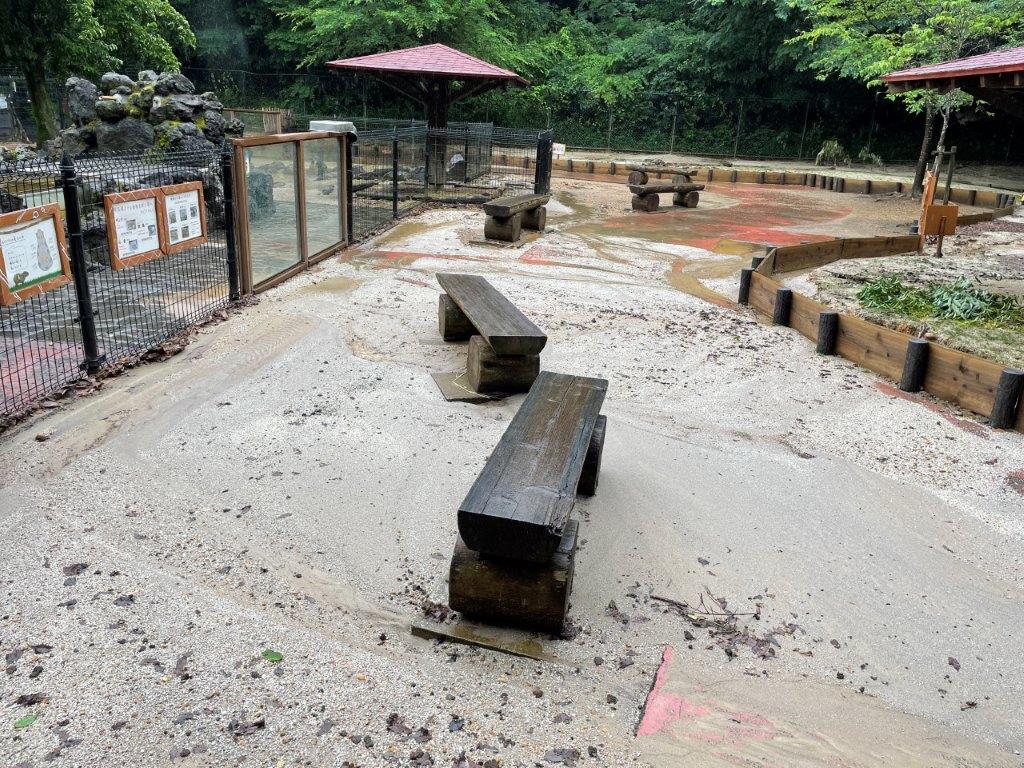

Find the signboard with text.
[{"left": 0, "top": 204, "right": 72, "bottom": 306}]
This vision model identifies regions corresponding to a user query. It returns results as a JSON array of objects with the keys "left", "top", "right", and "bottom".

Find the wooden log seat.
[
  {"left": 628, "top": 182, "right": 704, "bottom": 196},
  {"left": 631, "top": 193, "right": 659, "bottom": 212},
  {"left": 456, "top": 371, "right": 609, "bottom": 563},
  {"left": 449, "top": 520, "right": 578, "bottom": 633},
  {"left": 482, "top": 193, "right": 550, "bottom": 241},
  {"left": 436, "top": 273, "right": 547, "bottom": 395}
]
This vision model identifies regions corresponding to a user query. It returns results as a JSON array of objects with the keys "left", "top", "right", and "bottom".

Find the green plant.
[
  {"left": 857, "top": 275, "right": 1024, "bottom": 327},
  {"left": 815, "top": 139, "right": 850, "bottom": 167},
  {"left": 857, "top": 147, "right": 883, "bottom": 166}
]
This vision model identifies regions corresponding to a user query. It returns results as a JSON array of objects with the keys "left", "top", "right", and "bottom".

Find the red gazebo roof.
[
  {"left": 884, "top": 46, "right": 1024, "bottom": 85},
  {"left": 327, "top": 44, "right": 529, "bottom": 86}
]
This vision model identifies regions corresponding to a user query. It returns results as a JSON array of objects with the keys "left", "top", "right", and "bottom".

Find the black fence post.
[
  {"left": 346, "top": 133, "right": 355, "bottom": 241},
  {"left": 60, "top": 153, "right": 104, "bottom": 375},
  {"left": 392, "top": 138, "right": 399, "bottom": 220},
  {"left": 220, "top": 142, "right": 241, "bottom": 301},
  {"left": 534, "top": 130, "right": 553, "bottom": 194}
]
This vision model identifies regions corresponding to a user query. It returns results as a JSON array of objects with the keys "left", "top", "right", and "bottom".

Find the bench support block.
[
  {"left": 673, "top": 191, "right": 699, "bottom": 208},
  {"left": 449, "top": 521, "right": 577, "bottom": 633},
  {"left": 467, "top": 335, "right": 539, "bottom": 393},
  {"left": 577, "top": 415, "right": 607, "bottom": 497},
  {"left": 438, "top": 294, "right": 476, "bottom": 341},
  {"left": 632, "top": 193, "right": 659, "bottom": 212},
  {"left": 484, "top": 214, "right": 522, "bottom": 242},
  {"left": 521, "top": 207, "right": 546, "bottom": 232}
]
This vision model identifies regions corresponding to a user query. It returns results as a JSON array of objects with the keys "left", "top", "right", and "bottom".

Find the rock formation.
[{"left": 50, "top": 71, "right": 243, "bottom": 158}]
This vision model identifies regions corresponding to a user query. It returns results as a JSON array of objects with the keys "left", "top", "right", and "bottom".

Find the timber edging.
[
  {"left": 540, "top": 157, "right": 1019, "bottom": 218},
  {"left": 743, "top": 239, "right": 1024, "bottom": 434}
]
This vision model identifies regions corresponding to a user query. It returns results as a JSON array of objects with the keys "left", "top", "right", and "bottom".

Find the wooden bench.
[
  {"left": 627, "top": 170, "right": 704, "bottom": 212},
  {"left": 435, "top": 273, "right": 547, "bottom": 396},
  {"left": 483, "top": 193, "right": 550, "bottom": 242},
  {"left": 448, "top": 371, "right": 609, "bottom": 631}
]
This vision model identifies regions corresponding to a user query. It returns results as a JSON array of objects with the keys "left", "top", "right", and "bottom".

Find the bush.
[
  {"left": 857, "top": 275, "right": 1024, "bottom": 327},
  {"left": 815, "top": 139, "right": 850, "bottom": 167}
]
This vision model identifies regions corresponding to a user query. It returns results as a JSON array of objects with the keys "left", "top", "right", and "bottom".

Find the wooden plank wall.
[
  {"left": 748, "top": 269, "right": 1021, "bottom": 432},
  {"left": 547, "top": 157, "right": 1019, "bottom": 216}
]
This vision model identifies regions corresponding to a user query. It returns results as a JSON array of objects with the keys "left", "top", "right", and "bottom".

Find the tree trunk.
[
  {"left": 22, "top": 58, "right": 60, "bottom": 147},
  {"left": 936, "top": 104, "right": 952, "bottom": 153},
  {"left": 910, "top": 102, "right": 934, "bottom": 198}
]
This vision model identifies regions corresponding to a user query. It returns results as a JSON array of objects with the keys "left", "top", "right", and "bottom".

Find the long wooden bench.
[
  {"left": 448, "top": 371, "right": 609, "bottom": 631},
  {"left": 483, "top": 193, "right": 550, "bottom": 242},
  {"left": 628, "top": 170, "right": 704, "bottom": 212},
  {"left": 435, "top": 273, "right": 547, "bottom": 397}
]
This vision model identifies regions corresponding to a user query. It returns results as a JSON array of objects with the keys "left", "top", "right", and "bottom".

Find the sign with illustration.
[
  {"left": 0, "top": 204, "right": 72, "bottom": 306},
  {"left": 104, "top": 189, "right": 164, "bottom": 270},
  {"left": 160, "top": 181, "right": 208, "bottom": 254}
]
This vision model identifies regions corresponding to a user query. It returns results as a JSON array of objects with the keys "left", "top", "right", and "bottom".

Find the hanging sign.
[
  {"left": 160, "top": 181, "right": 208, "bottom": 254},
  {"left": 0, "top": 204, "right": 72, "bottom": 306},
  {"left": 104, "top": 188, "right": 165, "bottom": 270}
]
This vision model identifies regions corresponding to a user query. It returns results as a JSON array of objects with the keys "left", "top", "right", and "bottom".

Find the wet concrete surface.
[{"left": 1, "top": 179, "right": 1022, "bottom": 767}]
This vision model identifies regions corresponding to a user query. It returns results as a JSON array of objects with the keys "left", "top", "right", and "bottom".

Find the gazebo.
[
  {"left": 326, "top": 43, "right": 529, "bottom": 129},
  {"left": 884, "top": 46, "right": 1024, "bottom": 119}
]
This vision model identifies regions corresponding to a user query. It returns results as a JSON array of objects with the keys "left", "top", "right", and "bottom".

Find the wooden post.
[
  {"left": 738, "top": 268, "right": 754, "bottom": 305},
  {"left": 899, "top": 339, "right": 930, "bottom": 392},
  {"left": 751, "top": 255, "right": 765, "bottom": 270},
  {"left": 816, "top": 311, "right": 839, "bottom": 355},
  {"left": 577, "top": 415, "right": 607, "bottom": 497},
  {"left": 991, "top": 368, "right": 1024, "bottom": 429},
  {"left": 772, "top": 288, "right": 793, "bottom": 326}
]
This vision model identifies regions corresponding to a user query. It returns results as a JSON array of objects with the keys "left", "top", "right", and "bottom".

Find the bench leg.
[
  {"left": 438, "top": 294, "right": 475, "bottom": 341},
  {"left": 577, "top": 414, "right": 607, "bottom": 497},
  {"left": 484, "top": 213, "right": 522, "bottom": 242},
  {"left": 467, "top": 335, "right": 539, "bottom": 393},
  {"left": 521, "top": 206, "right": 546, "bottom": 232},
  {"left": 448, "top": 520, "right": 577, "bottom": 634},
  {"left": 632, "top": 193, "right": 659, "bottom": 212},
  {"left": 673, "top": 191, "right": 699, "bottom": 208}
]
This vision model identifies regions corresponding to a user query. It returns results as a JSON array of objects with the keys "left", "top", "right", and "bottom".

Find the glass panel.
[
  {"left": 303, "top": 138, "right": 343, "bottom": 256},
  {"left": 244, "top": 142, "right": 300, "bottom": 286}
]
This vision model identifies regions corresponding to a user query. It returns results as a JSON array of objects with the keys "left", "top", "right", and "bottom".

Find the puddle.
[{"left": 291, "top": 276, "right": 361, "bottom": 296}]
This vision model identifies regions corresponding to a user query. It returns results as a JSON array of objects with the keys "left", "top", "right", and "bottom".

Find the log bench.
[
  {"left": 627, "top": 170, "right": 704, "bottom": 212},
  {"left": 448, "top": 371, "right": 609, "bottom": 632},
  {"left": 436, "top": 273, "right": 547, "bottom": 396},
  {"left": 483, "top": 193, "right": 550, "bottom": 242}
]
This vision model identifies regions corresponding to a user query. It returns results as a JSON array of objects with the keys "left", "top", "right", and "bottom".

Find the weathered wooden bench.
[
  {"left": 627, "top": 170, "right": 704, "bottom": 212},
  {"left": 435, "top": 273, "right": 547, "bottom": 396},
  {"left": 483, "top": 193, "right": 550, "bottom": 242},
  {"left": 448, "top": 371, "right": 609, "bottom": 631}
]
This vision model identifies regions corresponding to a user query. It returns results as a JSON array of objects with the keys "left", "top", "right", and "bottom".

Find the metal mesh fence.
[
  {"left": 350, "top": 125, "right": 547, "bottom": 240},
  {"left": 1, "top": 148, "right": 233, "bottom": 420}
]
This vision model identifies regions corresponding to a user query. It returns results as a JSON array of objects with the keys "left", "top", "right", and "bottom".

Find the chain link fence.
[{"left": 1, "top": 148, "right": 236, "bottom": 422}]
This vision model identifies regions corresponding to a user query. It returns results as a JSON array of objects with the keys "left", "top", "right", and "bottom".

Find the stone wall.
[{"left": 50, "top": 71, "right": 243, "bottom": 158}]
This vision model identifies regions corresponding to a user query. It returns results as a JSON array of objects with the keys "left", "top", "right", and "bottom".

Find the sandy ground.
[{"left": 2, "top": 179, "right": 1023, "bottom": 768}]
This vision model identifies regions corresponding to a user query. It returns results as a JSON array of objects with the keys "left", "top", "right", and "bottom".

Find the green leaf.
[
  {"left": 261, "top": 649, "right": 284, "bottom": 663},
  {"left": 14, "top": 714, "right": 37, "bottom": 729}
]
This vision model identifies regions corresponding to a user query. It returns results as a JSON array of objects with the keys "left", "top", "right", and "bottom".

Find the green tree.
[
  {"left": 790, "top": 0, "right": 1023, "bottom": 194},
  {"left": 0, "top": 0, "right": 196, "bottom": 145}
]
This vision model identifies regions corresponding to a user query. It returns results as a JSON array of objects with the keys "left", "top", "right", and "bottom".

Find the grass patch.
[{"left": 857, "top": 276, "right": 1024, "bottom": 329}]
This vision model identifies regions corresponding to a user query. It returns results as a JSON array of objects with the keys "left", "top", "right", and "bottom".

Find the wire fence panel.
[{"left": 1, "top": 148, "right": 234, "bottom": 421}]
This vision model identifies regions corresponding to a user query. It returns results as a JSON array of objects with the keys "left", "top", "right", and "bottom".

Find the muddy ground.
[{"left": 1, "top": 179, "right": 1023, "bottom": 768}]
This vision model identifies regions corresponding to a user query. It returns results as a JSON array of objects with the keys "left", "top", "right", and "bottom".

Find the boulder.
[
  {"left": 1, "top": 188, "right": 25, "bottom": 214},
  {"left": 199, "top": 110, "right": 227, "bottom": 141},
  {"left": 199, "top": 92, "right": 224, "bottom": 111},
  {"left": 224, "top": 118, "right": 244, "bottom": 138},
  {"left": 137, "top": 70, "right": 158, "bottom": 84},
  {"left": 66, "top": 77, "right": 98, "bottom": 125},
  {"left": 57, "top": 125, "right": 96, "bottom": 157},
  {"left": 100, "top": 72, "right": 135, "bottom": 94},
  {"left": 246, "top": 171, "right": 276, "bottom": 221},
  {"left": 95, "top": 96, "right": 129, "bottom": 122},
  {"left": 95, "top": 118, "right": 155, "bottom": 153},
  {"left": 153, "top": 72, "right": 195, "bottom": 96},
  {"left": 150, "top": 93, "right": 203, "bottom": 122}
]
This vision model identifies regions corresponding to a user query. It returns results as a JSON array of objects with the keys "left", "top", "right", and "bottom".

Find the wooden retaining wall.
[
  {"left": 544, "top": 157, "right": 1019, "bottom": 216},
  {"left": 746, "top": 242, "right": 1023, "bottom": 433}
]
